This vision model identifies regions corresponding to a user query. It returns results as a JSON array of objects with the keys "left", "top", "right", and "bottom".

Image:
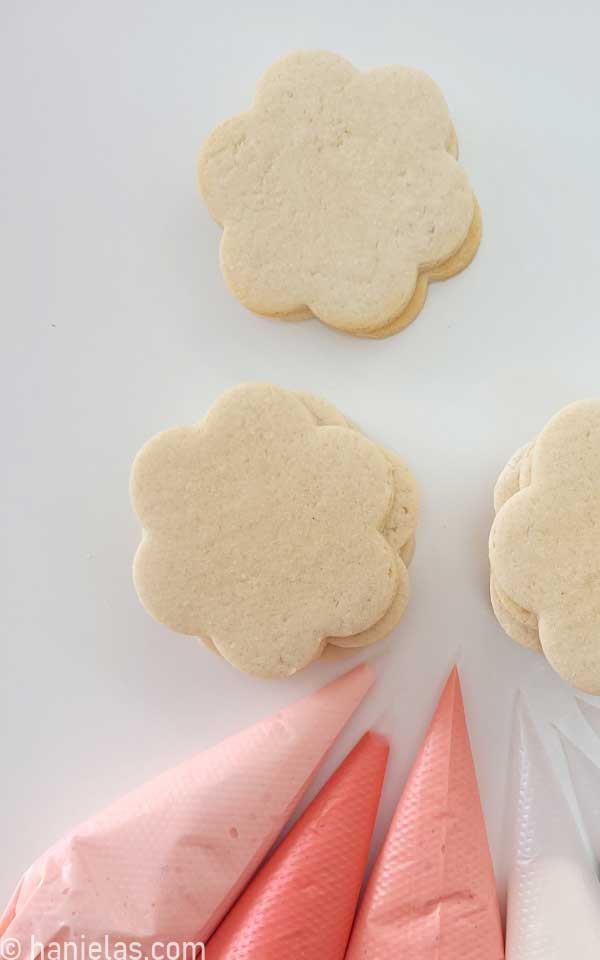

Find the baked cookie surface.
[
  {"left": 490, "top": 401, "right": 600, "bottom": 692},
  {"left": 199, "top": 50, "right": 480, "bottom": 338},
  {"left": 132, "top": 384, "right": 417, "bottom": 678}
]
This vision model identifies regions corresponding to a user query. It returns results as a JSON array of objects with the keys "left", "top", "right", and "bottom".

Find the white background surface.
[{"left": 3, "top": 0, "right": 600, "bottom": 911}]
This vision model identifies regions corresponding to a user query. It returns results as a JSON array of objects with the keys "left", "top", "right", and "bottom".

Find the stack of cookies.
[
  {"left": 131, "top": 384, "right": 418, "bottom": 678},
  {"left": 198, "top": 50, "right": 480, "bottom": 339},
  {"left": 489, "top": 400, "right": 600, "bottom": 693},
  {"left": 490, "top": 440, "right": 539, "bottom": 652}
]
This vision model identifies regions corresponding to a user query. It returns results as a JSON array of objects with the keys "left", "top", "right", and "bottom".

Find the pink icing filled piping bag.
[
  {"left": 345, "top": 667, "right": 504, "bottom": 960},
  {"left": 0, "top": 664, "right": 373, "bottom": 957},
  {"left": 206, "top": 730, "right": 389, "bottom": 959}
]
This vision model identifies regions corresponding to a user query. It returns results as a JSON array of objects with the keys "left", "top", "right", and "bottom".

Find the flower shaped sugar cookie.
[
  {"left": 131, "top": 384, "right": 417, "bottom": 678},
  {"left": 199, "top": 51, "right": 480, "bottom": 338},
  {"left": 490, "top": 401, "right": 600, "bottom": 693}
]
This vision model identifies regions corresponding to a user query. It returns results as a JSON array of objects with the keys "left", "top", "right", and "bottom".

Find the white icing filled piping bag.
[
  {"left": 560, "top": 731, "right": 600, "bottom": 867},
  {"left": 505, "top": 698, "right": 600, "bottom": 959}
]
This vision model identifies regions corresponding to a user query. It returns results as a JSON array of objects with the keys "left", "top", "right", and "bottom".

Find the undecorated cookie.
[
  {"left": 490, "top": 401, "right": 600, "bottom": 693},
  {"left": 199, "top": 50, "right": 480, "bottom": 338},
  {"left": 131, "top": 384, "right": 416, "bottom": 678},
  {"left": 200, "top": 391, "right": 418, "bottom": 663},
  {"left": 201, "top": 396, "right": 418, "bottom": 662}
]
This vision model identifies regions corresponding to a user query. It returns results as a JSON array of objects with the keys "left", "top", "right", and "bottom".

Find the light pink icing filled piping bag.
[{"left": 0, "top": 664, "right": 373, "bottom": 957}]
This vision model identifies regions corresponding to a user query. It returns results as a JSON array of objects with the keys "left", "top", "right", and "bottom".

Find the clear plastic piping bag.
[{"left": 506, "top": 698, "right": 600, "bottom": 959}]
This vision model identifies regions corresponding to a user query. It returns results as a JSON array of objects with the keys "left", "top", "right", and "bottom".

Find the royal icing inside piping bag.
[
  {"left": 560, "top": 731, "right": 600, "bottom": 871},
  {"left": 206, "top": 731, "right": 389, "bottom": 959},
  {"left": 345, "top": 667, "right": 504, "bottom": 960},
  {"left": 506, "top": 698, "right": 600, "bottom": 959},
  {"left": 0, "top": 664, "right": 373, "bottom": 957}
]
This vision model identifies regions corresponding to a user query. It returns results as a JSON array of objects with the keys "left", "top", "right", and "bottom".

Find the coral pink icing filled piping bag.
[
  {"left": 206, "top": 730, "right": 389, "bottom": 959},
  {"left": 0, "top": 664, "right": 373, "bottom": 957},
  {"left": 345, "top": 668, "right": 505, "bottom": 960}
]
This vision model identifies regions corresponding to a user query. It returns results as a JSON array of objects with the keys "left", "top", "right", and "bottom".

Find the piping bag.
[
  {"left": 345, "top": 667, "right": 504, "bottom": 959},
  {"left": 205, "top": 731, "right": 389, "bottom": 959},
  {"left": 560, "top": 730, "right": 600, "bottom": 874},
  {"left": 576, "top": 696, "right": 600, "bottom": 741},
  {"left": 0, "top": 664, "right": 373, "bottom": 957},
  {"left": 505, "top": 698, "right": 600, "bottom": 959}
]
